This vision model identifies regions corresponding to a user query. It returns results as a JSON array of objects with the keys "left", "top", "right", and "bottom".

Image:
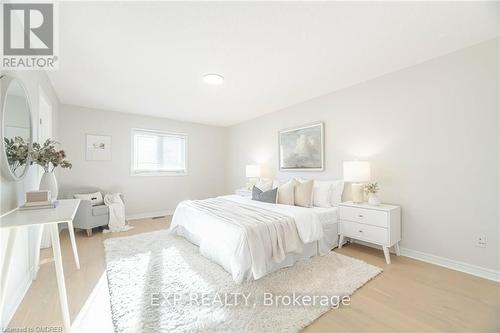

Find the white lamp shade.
[
  {"left": 246, "top": 165, "right": 261, "bottom": 178},
  {"left": 343, "top": 161, "right": 371, "bottom": 182}
]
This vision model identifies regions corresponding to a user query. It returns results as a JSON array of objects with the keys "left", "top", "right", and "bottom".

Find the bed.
[{"left": 169, "top": 194, "right": 339, "bottom": 283}]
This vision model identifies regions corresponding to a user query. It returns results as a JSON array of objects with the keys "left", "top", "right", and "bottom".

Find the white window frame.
[{"left": 130, "top": 128, "right": 188, "bottom": 176}]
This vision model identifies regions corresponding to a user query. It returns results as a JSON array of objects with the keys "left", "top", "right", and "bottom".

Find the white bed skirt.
[
  {"left": 172, "top": 221, "right": 339, "bottom": 281},
  {"left": 319, "top": 222, "right": 339, "bottom": 254}
]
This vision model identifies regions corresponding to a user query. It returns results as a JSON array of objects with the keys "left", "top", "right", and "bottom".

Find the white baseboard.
[
  {"left": 400, "top": 247, "right": 500, "bottom": 283},
  {"left": 126, "top": 209, "right": 174, "bottom": 221},
  {"left": 349, "top": 240, "right": 499, "bottom": 282},
  {"left": 351, "top": 239, "right": 500, "bottom": 282}
]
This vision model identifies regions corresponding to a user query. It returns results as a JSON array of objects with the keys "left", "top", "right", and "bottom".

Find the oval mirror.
[{"left": 1, "top": 76, "right": 33, "bottom": 181}]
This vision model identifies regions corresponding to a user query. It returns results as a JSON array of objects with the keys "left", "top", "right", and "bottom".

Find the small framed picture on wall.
[{"left": 86, "top": 134, "right": 112, "bottom": 161}]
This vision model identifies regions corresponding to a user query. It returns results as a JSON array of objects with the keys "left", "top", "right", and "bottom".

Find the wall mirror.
[{"left": 1, "top": 75, "right": 33, "bottom": 181}]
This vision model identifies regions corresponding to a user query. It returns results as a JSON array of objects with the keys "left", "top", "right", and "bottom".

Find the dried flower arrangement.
[
  {"left": 4, "top": 137, "right": 72, "bottom": 173},
  {"left": 364, "top": 182, "right": 380, "bottom": 194},
  {"left": 31, "top": 139, "right": 72, "bottom": 172},
  {"left": 4, "top": 136, "right": 29, "bottom": 172}
]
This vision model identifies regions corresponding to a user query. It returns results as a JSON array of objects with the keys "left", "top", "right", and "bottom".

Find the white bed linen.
[
  {"left": 310, "top": 206, "right": 340, "bottom": 254},
  {"left": 178, "top": 198, "right": 304, "bottom": 280},
  {"left": 170, "top": 195, "right": 335, "bottom": 283},
  {"left": 312, "top": 206, "right": 339, "bottom": 222},
  {"left": 222, "top": 195, "right": 324, "bottom": 243}
]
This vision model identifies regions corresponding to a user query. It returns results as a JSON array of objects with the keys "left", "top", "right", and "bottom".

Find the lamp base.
[
  {"left": 246, "top": 177, "right": 259, "bottom": 190},
  {"left": 351, "top": 183, "right": 364, "bottom": 203}
]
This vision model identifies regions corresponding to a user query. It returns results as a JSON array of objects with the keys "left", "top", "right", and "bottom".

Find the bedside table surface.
[
  {"left": 340, "top": 201, "right": 400, "bottom": 211},
  {"left": 235, "top": 189, "right": 252, "bottom": 196}
]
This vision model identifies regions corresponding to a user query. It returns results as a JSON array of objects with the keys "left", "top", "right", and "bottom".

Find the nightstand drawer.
[
  {"left": 339, "top": 206, "right": 388, "bottom": 228},
  {"left": 340, "top": 221, "right": 388, "bottom": 245}
]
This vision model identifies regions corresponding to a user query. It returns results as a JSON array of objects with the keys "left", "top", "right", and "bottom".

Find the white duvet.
[{"left": 169, "top": 195, "right": 324, "bottom": 283}]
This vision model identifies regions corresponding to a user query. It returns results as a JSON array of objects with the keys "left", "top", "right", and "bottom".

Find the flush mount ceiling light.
[{"left": 203, "top": 73, "right": 224, "bottom": 85}]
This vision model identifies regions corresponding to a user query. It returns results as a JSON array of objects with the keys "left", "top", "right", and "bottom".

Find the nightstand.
[
  {"left": 338, "top": 201, "right": 401, "bottom": 264},
  {"left": 235, "top": 189, "right": 252, "bottom": 197}
]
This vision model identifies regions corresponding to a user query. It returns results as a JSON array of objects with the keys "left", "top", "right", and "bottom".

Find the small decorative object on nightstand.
[
  {"left": 364, "top": 182, "right": 381, "bottom": 206},
  {"left": 235, "top": 188, "right": 252, "bottom": 197},
  {"left": 338, "top": 201, "right": 401, "bottom": 264}
]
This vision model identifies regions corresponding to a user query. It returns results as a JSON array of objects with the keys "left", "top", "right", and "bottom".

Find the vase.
[
  {"left": 39, "top": 171, "right": 58, "bottom": 199},
  {"left": 367, "top": 193, "right": 381, "bottom": 206}
]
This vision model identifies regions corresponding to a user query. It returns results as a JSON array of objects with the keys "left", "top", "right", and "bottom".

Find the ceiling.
[{"left": 48, "top": 2, "right": 499, "bottom": 127}]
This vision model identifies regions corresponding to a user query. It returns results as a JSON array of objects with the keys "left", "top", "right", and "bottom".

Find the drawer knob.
[
  {"left": 358, "top": 230, "right": 363, "bottom": 233},
  {"left": 358, "top": 214, "right": 364, "bottom": 218}
]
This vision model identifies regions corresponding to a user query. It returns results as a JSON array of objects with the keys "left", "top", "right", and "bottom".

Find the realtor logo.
[{"left": 1, "top": 1, "right": 59, "bottom": 70}]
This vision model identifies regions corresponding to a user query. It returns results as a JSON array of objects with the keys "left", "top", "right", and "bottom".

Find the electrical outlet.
[{"left": 474, "top": 234, "right": 487, "bottom": 248}]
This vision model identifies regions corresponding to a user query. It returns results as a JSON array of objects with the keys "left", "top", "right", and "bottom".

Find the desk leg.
[
  {"left": 50, "top": 224, "right": 71, "bottom": 332},
  {"left": 0, "top": 228, "right": 17, "bottom": 317},
  {"left": 67, "top": 221, "right": 80, "bottom": 270},
  {"left": 33, "top": 225, "right": 44, "bottom": 280}
]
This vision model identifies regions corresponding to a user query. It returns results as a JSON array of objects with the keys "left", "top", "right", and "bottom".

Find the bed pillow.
[
  {"left": 312, "top": 180, "right": 345, "bottom": 206},
  {"left": 312, "top": 182, "right": 333, "bottom": 207},
  {"left": 294, "top": 179, "right": 314, "bottom": 208},
  {"left": 277, "top": 179, "right": 295, "bottom": 205},
  {"left": 330, "top": 180, "right": 345, "bottom": 205},
  {"left": 73, "top": 191, "right": 103, "bottom": 206},
  {"left": 255, "top": 179, "right": 273, "bottom": 192},
  {"left": 252, "top": 186, "right": 277, "bottom": 204}
]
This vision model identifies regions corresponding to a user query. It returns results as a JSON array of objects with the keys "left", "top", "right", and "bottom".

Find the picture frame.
[
  {"left": 86, "top": 134, "right": 112, "bottom": 161},
  {"left": 278, "top": 122, "right": 324, "bottom": 171}
]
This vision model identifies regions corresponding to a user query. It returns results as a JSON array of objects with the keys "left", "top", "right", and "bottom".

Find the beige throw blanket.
[{"left": 104, "top": 193, "right": 133, "bottom": 233}]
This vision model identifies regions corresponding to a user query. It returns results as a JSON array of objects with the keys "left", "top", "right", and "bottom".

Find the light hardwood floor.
[{"left": 8, "top": 217, "right": 500, "bottom": 332}]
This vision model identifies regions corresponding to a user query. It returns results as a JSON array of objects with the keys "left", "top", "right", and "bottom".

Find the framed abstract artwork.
[
  {"left": 278, "top": 122, "right": 324, "bottom": 171},
  {"left": 86, "top": 134, "right": 112, "bottom": 161}
]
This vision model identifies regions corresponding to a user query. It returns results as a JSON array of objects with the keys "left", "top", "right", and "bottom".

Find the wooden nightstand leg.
[
  {"left": 383, "top": 246, "right": 391, "bottom": 264},
  {"left": 338, "top": 235, "right": 344, "bottom": 249},
  {"left": 394, "top": 242, "right": 401, "bottom": 256}
]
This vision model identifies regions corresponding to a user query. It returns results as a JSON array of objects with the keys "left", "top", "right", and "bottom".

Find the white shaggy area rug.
[{"left": 104, "top": 230, "right": 382, "bottom": 333}]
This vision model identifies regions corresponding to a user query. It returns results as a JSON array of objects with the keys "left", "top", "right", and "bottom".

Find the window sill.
[{"left": 130, "top": 171, "right": 188, "bottom": 177}]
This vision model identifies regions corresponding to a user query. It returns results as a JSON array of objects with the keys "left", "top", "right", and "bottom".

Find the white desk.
[{"left": 0, "top": 199, "right": 81, "bottom": 332}]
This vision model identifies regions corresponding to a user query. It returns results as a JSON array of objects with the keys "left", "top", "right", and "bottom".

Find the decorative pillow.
[
  {"left": 330, "top": 180, "right": 345, "bottom": 205},
  {"left": 255, "top": 179, "right": 273, "bottom": 192},
  {"left": 313, "top": 182, "right": 333, "bottom": 207},
  {"left": 73, "top": 191, "right": 104, "bottom": 206},
  {"left": 252, "top": 186, "right": 278, "bottom": 204},
  {"left": 277, "top": 179, "right": 295, "bottom": 205},
  {"left": 294, "top": 179, "right": 314, "bottom": 208}
]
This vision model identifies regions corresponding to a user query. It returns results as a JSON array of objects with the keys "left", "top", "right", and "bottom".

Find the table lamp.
[
  {"left": 343, "top": 161, "right": 371, "bottom": 203},
  {"left": 245, "top": 165, "right": 261, "bottom": 190}
]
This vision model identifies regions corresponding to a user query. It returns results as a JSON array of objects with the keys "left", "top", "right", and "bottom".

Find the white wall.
[
  {"left": 226, "top": 38, "right": 500, "bottom": 272},
  {"left": 57, "top": 105, "right": 227, "bottom": 216},
  {"left": 0, "top": 38, "right": 497, "bottom": 327},
  {"left": 0, "top": 70, "right": 60, "bottom": 326}
]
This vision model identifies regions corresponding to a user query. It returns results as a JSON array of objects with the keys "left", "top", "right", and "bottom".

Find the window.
[{"left": 131, "top": 128, "right": 187, "bottom": 176}]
